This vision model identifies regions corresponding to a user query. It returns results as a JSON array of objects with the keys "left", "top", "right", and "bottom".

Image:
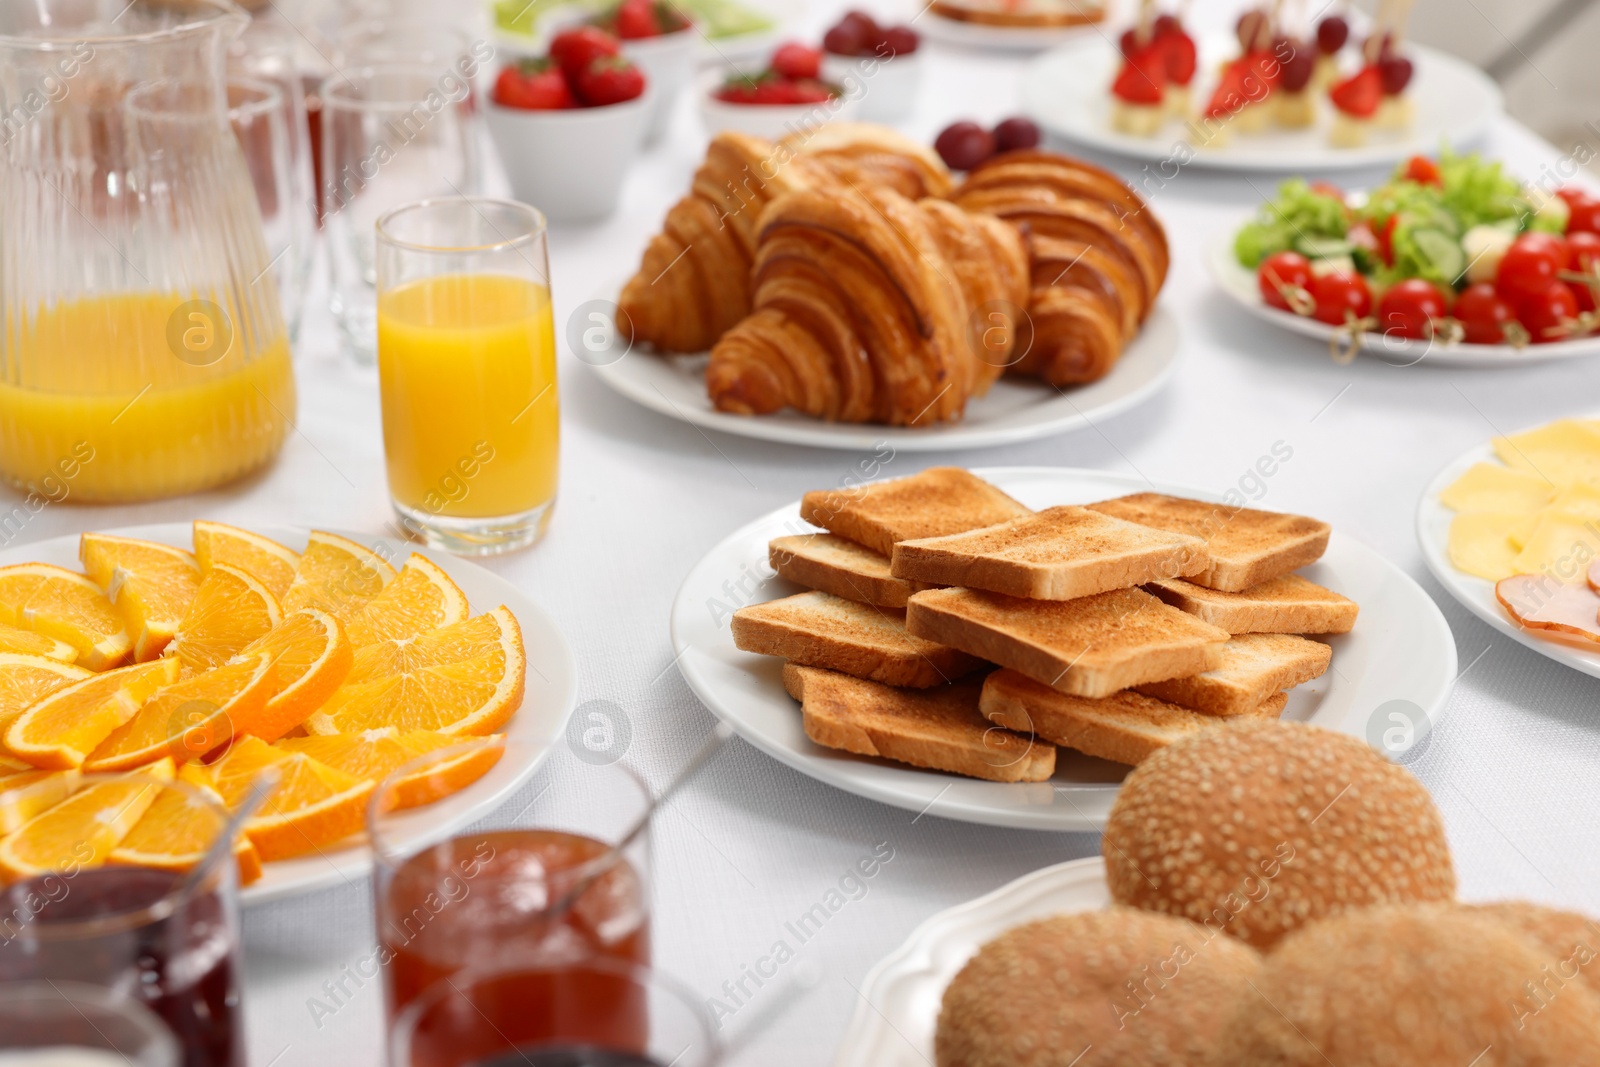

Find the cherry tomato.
[
  {"left": 1453, "top": 283, "right": 1515, "bottom": 344},
  {"left": 1557, "top": 186, "right": 1593, "bottom": 208},
  {"left": 1517, "top": 283, "right": 1579, "bottom": 343},
  {"left": 1569, "top": 196, "right": 1600, "bottom": 236},
  {"left": 1496, "top": 232, "right": 1568, "bottom": 302},
  {"left": 1377, "top": 279, "right": 1448, "bottom": 339},
  {"left": 1308, "top": 180, "right": 1345, "bottom": 201},
  {"left": 1402, "top": 155, "right": 1442, "bottom": 187},
  {"left": 1569, "top": 231, "right": 1600, "bottom": 271},
  {"left": 1571, "top": 281, "right": 1597, "bottom": 314},
  {"left": 1309, "top": 270, "right": 1372, "bottom": 326},
  {"left": 1258, "top": 251, "right": 1313, "bottom": 311},
  {"left": 1375, "top": 214, "right": 1399, "bottom": 266}
]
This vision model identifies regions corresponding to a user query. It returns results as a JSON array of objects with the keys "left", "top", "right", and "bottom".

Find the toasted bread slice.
[
  {"left": 769, "top": 535, "right": 927, "bottom": 609},
  {"left": 733, "top": 591, "right": 982, "bottom": 688},
  {"left": 905, "top": 586, "right": 1229, "bottom": 699},
  {"left": 1135, "top": 633, "right": 1331, "bottom": 716},
  {"left": 800, "top": 467, "right": 1032, "bottom": 556},
  {"left": 1087, "top": 493, "right": 1331, "bottom": 592},
  {"left": 980, "top": 668, "right": 1287, "bottom": 765},
  {"left": 784, "top": 664, "right": 1055, "bottom": 783},
  {"left": 1147, "top": 574, "right": 1359, "bottom": 634},
  {"left": 890, "top": 505, "right": 1209, "bottom": 600}
]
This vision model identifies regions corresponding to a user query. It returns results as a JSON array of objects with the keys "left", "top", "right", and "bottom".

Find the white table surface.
[{"left": 9, "top": 3, "right": 1600, "bottom": 1064}]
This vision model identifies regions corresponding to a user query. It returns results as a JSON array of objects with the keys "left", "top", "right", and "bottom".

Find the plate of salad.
[
  {"left": 493, "top": 0, "right": 781, "bottom": 62},
  {"left": 1214, "top": 151, "right": 1600, "bottom": 367}
]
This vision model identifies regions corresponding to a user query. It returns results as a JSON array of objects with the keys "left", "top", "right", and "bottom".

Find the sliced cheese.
[
  {"left": 1510, "top": 510, "right": 1600, "bottom": 581},
  {"left": 1439, "top": 462, "right": 1554, "bottom": 514},
  {"left": 1449, "top": 511, "right": 1526, "bottom": 582},
  {"left": 1508, "top": 512, "right": 1540, "bottom": 553},
  {"left": 1494, "top": 420, "right": 1600, "bottom": 486}
]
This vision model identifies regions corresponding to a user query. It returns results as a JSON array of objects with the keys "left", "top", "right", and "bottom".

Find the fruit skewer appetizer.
[
  {"left": 1193, "top": 1, "right": 1284, "bottom": 144},
  {"left": 1108, "top": 1, "right": 1197, "bottom": 136},
  {"left": 1311, "top": 10, "right": 1349, "bottom": 89},
  {"left": 1327, "top": 0, "right": 1414, "bottom": 146}
]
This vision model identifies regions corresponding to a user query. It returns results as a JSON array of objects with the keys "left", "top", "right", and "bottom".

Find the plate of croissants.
[{"left": 596, "top": 124, "right": 1178, "bottom": 451}]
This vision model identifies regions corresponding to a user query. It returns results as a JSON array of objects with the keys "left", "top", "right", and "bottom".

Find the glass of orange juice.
[{"left": 374, "top": 199, "right": 559, "bottom": 554}]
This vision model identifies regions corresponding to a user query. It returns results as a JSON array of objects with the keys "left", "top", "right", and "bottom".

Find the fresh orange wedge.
[
  {"left": 6, "top": 658, "right": 180, "bottom": 771},
  {"left": 193, "top": 521, "right": 301, "bottom": 602},
  {"left": 233, "top": 610, "right": 353, "bottom": 742},
  {"left": 80, "top": 534, "right": 202, "bottom": 661},
  {"left": 0, "top": 624, "right": 77, "bottom": 664},
  {"left": 0, "top": 653, "right": 93, "bottom": 736},
  {"left": 280, "top": 531, "right": 396, "bottom": 624},
  {"left": 108, "top": 764, "right": 262, "bottom": 884},
  {"left": 305, "top": 607, "right": 525, "bottom": 736},
  {"left": 208, "top": 736, "right": 373, "bottom": 862},
  {"left": 278, "top": 729, "right": 504, "bottom": 809},
  {"left": 0, "top": 759, "right": 79, "bottom": 835},
  {"left": 166, "top": 564, "right": 281, "bottom": 677},
  {"left": 0, "top": 757, "right": 174, "bottom": 880},
  {"left": 82, "top": 654, "right": 275, "bottom": 772},
  {"left": 0, "top": 563, "right": 131, "bottom": 670},
  {"left": 344, "top": 554, "right": 469, "bottom": 648}
]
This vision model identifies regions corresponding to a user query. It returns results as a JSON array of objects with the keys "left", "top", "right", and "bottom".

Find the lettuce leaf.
[{"left": 1233, "top": 179, "right": 1350, "bottom": 267}]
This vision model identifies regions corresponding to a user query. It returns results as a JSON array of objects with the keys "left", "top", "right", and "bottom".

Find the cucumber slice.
[
  {"left": 1295, "top": 235, "right": 1355, "bottom": 260},
  {"left": 1412, "top": 228, "right": 1466, "bottom": 285}
]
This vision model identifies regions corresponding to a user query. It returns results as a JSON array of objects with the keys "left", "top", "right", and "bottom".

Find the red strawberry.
[
  {"left": 550, "top": 26, "right": 621, "bottom": 80},
  {"left": 788, "top": 78, "right": 835, "bottom": 103},
  {"left": 1204, "top": 59, "right": 1251, "bottom": 117},
  {"left": 771, "top": 41, "right": 822, "bottom": 80},
  {"left": 575, "top": 54, "right": 646, "bottom": 106},
  {"left": 613, "top": 0, "right": 661, "bottom": 38},
  {"left": 493, "top": 59, "right": 577, "bottom": 110},
  {"left": 1111, "top": 48, "right": 1165, "bottom": 105},
  {"left": 1329, "top": 65, "right": 1382, "bottom": 118}
]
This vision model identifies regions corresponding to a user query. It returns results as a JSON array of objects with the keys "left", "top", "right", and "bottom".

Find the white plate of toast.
[
  {"left": 671, "top": 467, "right": 1457, "bottom": 830},
  {"left": 1022, "top": 35, "right": 1500, "bottom": 173},
  {"left": 833, "top": 856, "right": 1109, "bottom": 1067},
  {"left": 590, "top": 307, "right": 1178, "bottom": 452}
]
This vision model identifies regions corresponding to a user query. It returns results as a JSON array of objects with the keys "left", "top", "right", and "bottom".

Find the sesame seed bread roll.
[
  {"left": 1463, "top": 901, "right": 1600, "bottom": 998},
  {"left": 935, "top": 908, "right": 1260, "bottom": 1067},
  {"left": 1215, "top": 904, "right": 1600, "bottom": 1065},
  {"left": 1101, "top": 719, "right": 1456, "bottom": 949}
]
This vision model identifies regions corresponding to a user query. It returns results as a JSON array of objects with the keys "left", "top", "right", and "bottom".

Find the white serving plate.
[
  {"left": 1418, "top": 428, "right": 1600, "bottom": 682},
  {"left": 1023, "top": 34, "right": 1501, "bottom": 172},
  {"left": 0, "top": 523, "right": 578, "bottom": 906},
  {"left": 590, "top": 307, "right": 1178, "bottom": 452},
  {"left": 833, "top": 857, "right": 1110, "bottom": 1067},
  {"left": 671, "top": 467, "right": 1458, "bottom": 830},
  {"left": 1210, "top": 236, "right": 1600, "bottom": 368},
  {"left": 914, "top": 10, "right": 1105, "bottom": 52}
]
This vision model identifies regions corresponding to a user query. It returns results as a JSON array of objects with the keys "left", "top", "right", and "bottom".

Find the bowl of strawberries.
[
  {"left": 698, "top": 41, "right": 860, "bottom": 139},
  {"left": 593, "top": 0, "right": 695, "bottom": 144},
  {"left": 820, "top": 10, "right": 922, "bottom": 123},
  {"left": 486, "top": 27, "right": 652, "bottom": 222}
]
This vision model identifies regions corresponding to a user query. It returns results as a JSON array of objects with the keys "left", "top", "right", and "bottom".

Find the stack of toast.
[{"left": 733, "top": 468, "right": 1359, "bottom": 783}]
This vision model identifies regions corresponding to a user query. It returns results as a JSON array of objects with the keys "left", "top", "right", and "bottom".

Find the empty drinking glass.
[{"left": 229, "top": 78, "right": 308, "bottom": 341}]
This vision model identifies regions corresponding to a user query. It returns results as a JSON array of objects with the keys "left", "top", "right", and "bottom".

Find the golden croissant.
[
  {"left": 705, "top": 185, "right": 1029, "bottom": 425},
  {"left": 619, "top": 127, "right": 952, "bottom": 355}
]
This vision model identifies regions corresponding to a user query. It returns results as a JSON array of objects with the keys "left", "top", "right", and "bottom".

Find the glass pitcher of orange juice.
[{"left": 0, "top": 0, "right": 296, "bottom": 503}]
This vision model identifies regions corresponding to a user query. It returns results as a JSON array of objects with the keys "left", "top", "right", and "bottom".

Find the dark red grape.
[
  {"left": 934, "top": 121, "right": 996, "bottom": 171},
  {"left": 823, "top": 21, "right": 866, "bottom": 55},
  {"left": 1315, "top": 14, "right": 1348, "bottom": 54},
  {"left": 878, "top": 25, "right": 918, "bottom": 56},
  {"left": 1152, "top": 12, "right": 1180, "bottom": 36},
  {"left": 1236, "top": 8, "right": 1269, "bottom": 49},
  {"left": 1279, "top": 42, "right": 1315, "bottom": 91},
  {"left": 1378, "top": 54, "right": 1413, "bottom": 94},
  {"left": 993, "top": 116, "right": 1041, "bottom": 152},
  {"left": 1118, "top": 27, "right": 1140, "bottom": 56},
  {"left": 840, "top": 9, "right": 879, "bottom": 37}
]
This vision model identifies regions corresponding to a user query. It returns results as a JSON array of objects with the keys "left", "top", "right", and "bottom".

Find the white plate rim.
[
  {"left": 0, "top": 522, "right": 578, "bottom": 906},
  {"left": 1417, "top": 423, "right": 1600, "bottom": 682},
  {"left": 588, "top": 306, "right": 1179, "bottom": 452},
  {"left": 671, "top": 466, "right": 1459, "bottom": 831},
  {"left": 1209, "top": 235, "right": 1600, "bottom": 368},
  {"left": 914, "top": 10, "right": 1107, "bottom": 52},
  {"left": 1022, "top": 36, "right": 1503, "bottom": 173},
  {"left": 832, "top": 856, "right": 1111, "bottom": 1067}
]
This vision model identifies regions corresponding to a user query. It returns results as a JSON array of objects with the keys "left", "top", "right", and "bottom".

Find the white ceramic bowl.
[
  {"left": 484, "top": 90, "right": 652, "bottom": 222},
  {"left": 820, "top": 49, "right": 923, "bottom": 123},
  {"left": 621, "top": 29, "right": 696, "bottom": 144},
  {"left": 695, "top": 67, "right": 864, "bottom": 140}
]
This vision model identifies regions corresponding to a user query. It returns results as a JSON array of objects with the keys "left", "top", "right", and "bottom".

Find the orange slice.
[
  {"left": 167, "top": 564, "right": 281, "bottom": 677},
  {"left": 0, "top": 757, "right": 174, "bottom": 880},
  {"left": 6, "top": 658, "right": 180, "bottom": 771},
  {"left": 209, "top": 736, "right": 373, "bottom": 862},
  {"left": 80, "top": 534, "right": 202, "bottom": 661},
  {"left": 0, "top": 653, "right": 93, "bottom": 736},
  {"left": 82, "top": 654, "right": 276, "bottom": 772},
  {"left": 108, "top": 764, "right": 262, "bottom": 885},
  {"left": 0, "top": 623, "right": 77, "bottom": 664},
  {"left": 0, "top": 563, "right": 131, "bottom": 670},
  {"left": 304, "top": 607, "right": 525, "bottom": 736},
  {"left": 193, "top": 520, "right": 301, "bottom": 602},
  {"left": 0, "top": 760, "right": 79, "bottom": 835},
  {"left": 344, "top": 554, "right": 469, "bottom": 648},
  {"left": 277, "top": 729, "right": 504, "bottom": 809},
  {"left": 233, "top": 610, "right": 353, "bottom": 742},
  {"left": 280, "top": 531, "right": 396, "bottom": 624}
]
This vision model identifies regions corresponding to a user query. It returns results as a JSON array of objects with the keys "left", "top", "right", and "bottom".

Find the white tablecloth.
[{"left": 10, "top": 5, "right": 1600, "bottom": 1063}]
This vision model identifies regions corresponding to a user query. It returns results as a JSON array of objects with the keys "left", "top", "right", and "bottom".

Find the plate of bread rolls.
[
  {"left": 596, "top": 125, "right": 1178, "bottom": 451},
  {"left": 669, "top": 466, "right": 1457, "bottom": 830}
]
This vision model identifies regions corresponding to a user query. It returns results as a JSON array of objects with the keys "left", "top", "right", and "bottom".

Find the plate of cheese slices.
[{"left": 671, "top": 466, "right": 1456, "bottom": 830}]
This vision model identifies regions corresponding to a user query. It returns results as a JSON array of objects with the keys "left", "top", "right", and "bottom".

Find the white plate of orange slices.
[{"left": 0, "top": 522, "right": 576, "bottom": 905}]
